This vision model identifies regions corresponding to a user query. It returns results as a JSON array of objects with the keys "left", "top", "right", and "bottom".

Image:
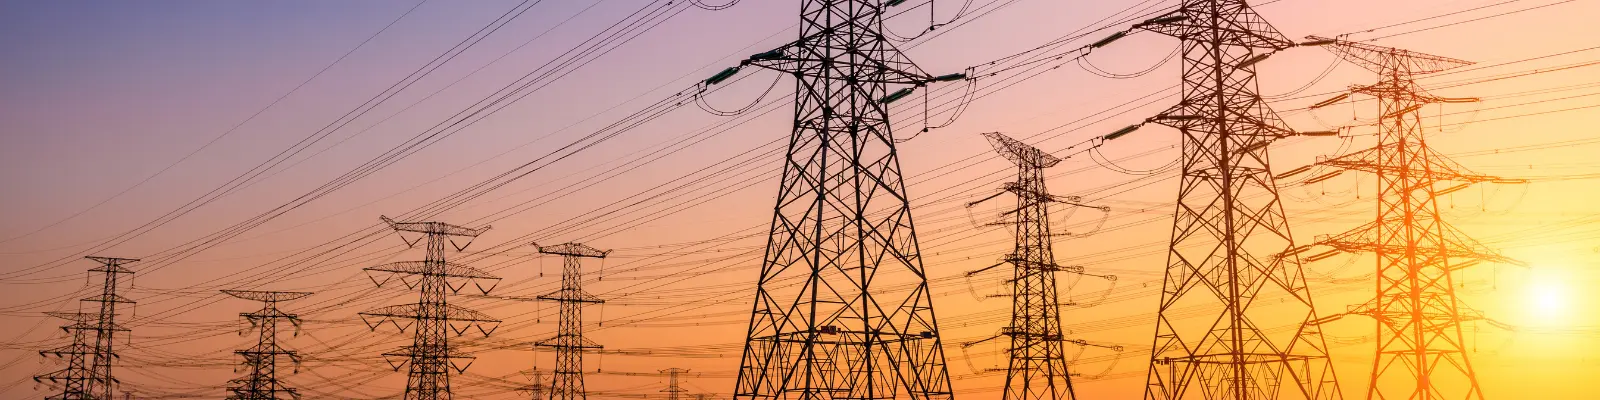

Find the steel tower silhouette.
[
  {"left": 1133, "top": 2, "right": 1342, "bottom": 399},
  {"left": 730, "top": 1, "right": 961, "bottom": 400},
  {"left": 35, "top": 312, "right": 98, "bottom": 400},
  {"left": 84, "top": 257, "right": 137, "bottom": 400},
  {"left": 360, "top": 216, "right": 501, "bottom": 400},
  {"left": 662, "top": 368, "right": 690, "bottom": 400},
  {"left": 962, "top": 132, "right": 1110, "bottom": 400},
  {"left": 1295, "top": 36, "right": 1524, "bottom": 400},
  {"left": 533, "top": 242, "right": 609, "bottom": 400},
  {"left": 222, "top": 290, "right": 312, "bottom": 400}
]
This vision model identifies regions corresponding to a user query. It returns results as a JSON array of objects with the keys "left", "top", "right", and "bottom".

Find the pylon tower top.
[
  {"left": 223, "top": 290, "right": 313, "bottom": 303},
  {"left": 533, "top": 242, "right": 610, "bottom": 259},
  {"left": 984, "top": 132, "right": 1062, "bottom": 169},
  {"left": 1306, "top": 36, "right": 1471, "bottom": 75}
]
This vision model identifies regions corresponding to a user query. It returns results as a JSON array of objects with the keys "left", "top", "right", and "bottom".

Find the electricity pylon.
[
  {"left": 661, "top": 368, "right": 690, "bottom": 400},
  {"left": 534, "top": 242, "right": 609, "bottom": 400},
  {"left": 360, "top": 216, "right": 501, "bottom": 400},
  {"left": 1130, "top": 2, "right": 1342, "bottom": 399},
  {"left": 222, "top": 290, "right": 312, "bottom": 400},
  {"left": 83, "top": 257, "right": 136, "bottom": 400},
  {"left": 961, "top": 133, "right": 1112, "bottom": 400},
  {"left": 523, "top": 369, "right": 548, "bottom": 400},
  {"left": 1291, "top": 37, "right": 1525, "bottom": 400},
  {"left": 726, "top": 1, "right": 962, "bottom": 399},
  {"left": 35, "top": 312, "right": 98, "bottom": 400}
]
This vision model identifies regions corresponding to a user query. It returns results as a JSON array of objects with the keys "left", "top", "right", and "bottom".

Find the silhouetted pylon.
[
  {"left": 83, "top": 256, "right": 137, "bottom": 400},
  {"left": 661, "top": 368, "right": 689, "bottom": 400},
  {"left": 360, "top": 216, "right": 501, "bottom": 400},
  {"left": 534, "top": 242, "right": 609, "bottom": 400},
  {"left": 723, "top": 1, "right": 964, "bottom": 399},
  {"left": 35, "top": 311, "right": 98, "bottom": 400},
  {"left": 962, "top": 132, "right": 1116, "bottom": 400},
  {"left": 1291, "top": 36, "right": 1526, "bottom": 400},
  {"left": 222, "top": 289, "right": 312, "bottom": 400},
  {"left": 1124, "top": 1, "right": 1344, "bottom": 399}
]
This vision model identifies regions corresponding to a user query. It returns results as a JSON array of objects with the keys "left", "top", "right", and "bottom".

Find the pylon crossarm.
[
  {"left": 1305, "top": 35, "right": 1473, "bottom": 75},
  {"left": 43, "top": 312, "right": 97, "bottom": 323},
  {"left": 533, "top": 242, "right": 611, "bottom": 258},
  {"left": 379, "top": 215, "right": 488, "bottom": 237},
  {"left": 983, "top": 132, "right": 1062, "bottom": 168},
  {"left": 81, "top": 293, "right": 135, "bottom": 305},
  {"left": 220, "top": 289, "right": 313, "bottom": 303},
  {"left": 381, "top": 345, "right": 478, "bottom": 371},
  {"left": 740, "top": 45, "right": 932, "bottom": 86},
  {"left": 535, "top": 334, "right": 604, "bottom": 350},
  {"left": 1061, "top": 338, "right": 1125, "bottom": 351},
  {"left": 360, "top": 303, "right": 500, "bottom": 322},
  {"left": 537, "top": 288, "right": 605, "bottom": 304},
  {"left": 1138, "top": 9, "right": 1291, "bottom": 49}
]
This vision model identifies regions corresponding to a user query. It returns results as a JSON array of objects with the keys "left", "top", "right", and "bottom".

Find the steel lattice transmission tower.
[
  {"left": 82, "top": 257, "right": 137, "bottom": 400},
  {"left": 534, "top": 242, "right": 609, "bottom": 400},
  {"left": 961, "top": 133, "right": 1111, "bottom": 400},
  {"left": 730, "top": 1, "right": 961, "bottom": 400},
  {"left": 1131, "top": 2, "right": 1343, "bottom": 399},
  {"left": 662, "top": 368, "right": 690, "bottom": 400},
  {"left": 1291, "top": 37, "right": 1525, "bottom": 400},
  {"left": 35, "top": 311, "right": 99, "bottom": 400},
  {"left": 222, "top": 290, "right": 313, "bottom": 400},
  {"left": 360, "top": 216, "right": 501, "bottom": 400}
]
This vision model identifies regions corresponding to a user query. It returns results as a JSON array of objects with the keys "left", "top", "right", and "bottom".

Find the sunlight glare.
[{"left": 1524, "top": 268, "right": 1571, "bottom": 324}]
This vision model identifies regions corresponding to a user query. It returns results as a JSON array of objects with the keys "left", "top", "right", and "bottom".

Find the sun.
[{"left": 1522, "top": 268, "right": 1571, "bottom": 324}]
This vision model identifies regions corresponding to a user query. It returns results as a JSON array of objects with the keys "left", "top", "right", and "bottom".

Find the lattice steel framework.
[
  {"left": 360, "top": 216, "right": 501, "bottom": 400},
  {"left": 662, "top": 368, "right": 690, "bottom": 400},
  {"left": 1135, "top": 2, "right": 1342, "bottom": 399},
  {"left": 35, "top": 312, "right": 98, "bottom": 400},
  {"left": 962, "top": 133, "right": 1107, "bottom": 400},
  {"left": 84, "top": 257, "right": 136, "bottom": 400},
  {"left": 1296, "top": 37, "right": 1524, "bottom": 400},
  {"left": 534, "top": 242, "right": 609, "bottom": 400},
  {"left": 733, "top": 2, "right": 955, "bottom": 400},
  {"left": 222, "top": 290, "right": 312, "bottom": 400}
]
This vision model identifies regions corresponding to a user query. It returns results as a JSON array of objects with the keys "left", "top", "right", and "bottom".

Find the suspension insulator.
[
  {"left": 704, "top": 67, "right": 739, "bottom": 85},
  {"left": 1091, "top": 32, "right": 1127, "bottom": 48},
  {"left": 1104, "top": 124, "right": 1141, "bottom": 140},
  {"left": 879, "top": 87, "right": 915, "bottom": 104},
  {"left": 1311, "top": 93, "right": 1350, "bottom": 109},
  {"left": 1144, "top": 15, "right": 1189, "bottom": 25},
  {"left": 929, "top": 72, "right": 967, "bottom": 82},
  {"left": 1237, "top": 53, "right": 1273, "bottom": 68},
  {"left": 749, "top": 49, "right": 783, "bottom": 61}
]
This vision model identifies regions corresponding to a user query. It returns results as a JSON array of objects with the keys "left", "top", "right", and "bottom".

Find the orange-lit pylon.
[{"left": 1291, "top": 36, "right": 1526, "bottom": 400}]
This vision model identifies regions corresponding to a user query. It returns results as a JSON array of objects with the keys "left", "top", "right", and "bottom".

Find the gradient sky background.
[{"left": 2, "top": 0, "right": 1598, "bottom": 399}]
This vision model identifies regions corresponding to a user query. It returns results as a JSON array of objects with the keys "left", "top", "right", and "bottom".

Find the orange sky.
[{"left": 1, "top": 0, "right": 1597, "bottom": 399}]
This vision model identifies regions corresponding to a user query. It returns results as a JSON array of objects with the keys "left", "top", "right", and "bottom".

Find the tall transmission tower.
[
  {"left": 222, "top": 289, "right": 313, "bottom": 400},
  {"left": 1292, "top": 37, "right": 1525, "bottom": 400},
  {"left": 1129, "top": 2, "right": 1343, "bottom": 399},
  {"left": 534, "top": 242, "right": 609, "bottom": 400},
  {"left": 961, "top": 133, "right": 1113, "bottom": 400},
  {"left": 661, "top": 368, "right": 690, "bottom": 400},
  {"left": 35, "top": 312, "right": 99, "bottom": 400},
  {"left": 727, "top": 1, "right": 962, "bottom": 399},
  {"left": 83, "top": 256, "right": 137, "bottom": 400},
  {"left": 360, "top": 216, "right": 501, "bottom": 400}
]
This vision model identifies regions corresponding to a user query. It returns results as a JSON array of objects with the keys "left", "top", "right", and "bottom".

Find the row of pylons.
[{"left": 33, "top": 1, "right": 1518, "bottom": 400}]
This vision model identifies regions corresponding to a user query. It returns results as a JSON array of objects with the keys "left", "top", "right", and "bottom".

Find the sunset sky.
[{"left": 1, "top": 0, "right": 1597, "bottom": 399}]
